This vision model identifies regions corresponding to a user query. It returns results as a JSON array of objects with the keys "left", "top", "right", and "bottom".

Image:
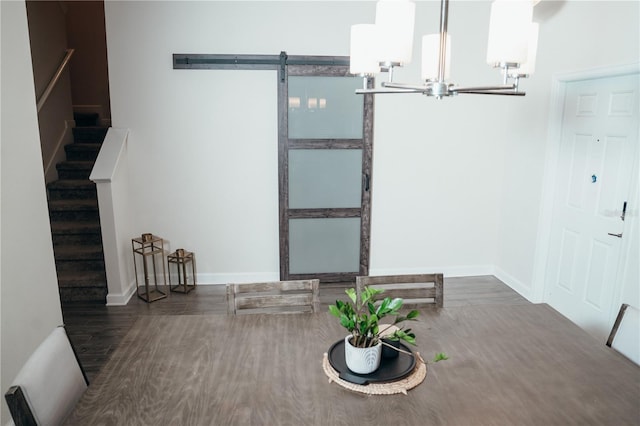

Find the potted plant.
[{"left": 329, "top": 286, "right": 419, "bottom": 374}]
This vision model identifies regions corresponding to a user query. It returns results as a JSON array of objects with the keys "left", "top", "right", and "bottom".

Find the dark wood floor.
[{"left": 62, "top": 275, "right": 529, "bottom": 381}]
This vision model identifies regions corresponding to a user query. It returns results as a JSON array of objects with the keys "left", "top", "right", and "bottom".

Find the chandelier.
[{"left": 350, "top": 0, "right": 540, "bottom": 98}]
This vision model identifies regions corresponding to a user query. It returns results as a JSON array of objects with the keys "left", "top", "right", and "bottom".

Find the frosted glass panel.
[
  {"left": 289, "top": 149, "right": 362, "bottom": 209},
  {"left": 288, "top": 76, "right": 364, "bottom": 139},
  {"left": 289, "top": 218, "right": 360, "bottom": 274}
]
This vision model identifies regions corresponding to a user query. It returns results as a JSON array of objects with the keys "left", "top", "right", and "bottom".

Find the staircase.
[{"left": 48, "top": 115, "right": 108, "bottom": 304}]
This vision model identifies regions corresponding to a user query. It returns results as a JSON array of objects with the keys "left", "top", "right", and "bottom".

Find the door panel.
[
  {"left": 288, "top": 76, "right": 364, "bottom": 139},
  {"left": 547, "top": 74, "right": 638, "bottom": 341},
  {"left": 289, "top": 218, "right": 361, "bottom": 274},
  {"left": 288, "top": 149, "right": 362, "bottom": 209}
]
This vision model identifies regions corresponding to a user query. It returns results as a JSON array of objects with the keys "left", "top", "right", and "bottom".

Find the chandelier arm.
[
  {"left": 356, "top": 88, "right": 424, "bottom": 94},
  {"left": 382, "top": 82, "right": 429, "bottom": 91},
  {"left": 457, "top": 90, "right": 526, "bottom": 96},
  {"left": 452, "top": 84, "right": 517, "bottom": 92}
]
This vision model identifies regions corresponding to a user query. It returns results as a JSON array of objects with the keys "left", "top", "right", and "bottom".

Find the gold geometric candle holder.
[
  {"left": 131, "top": 233, "right": 167, "bottom": 303},
  {"left": 168, "top": 248, "right": 196, "bottom": 294}
]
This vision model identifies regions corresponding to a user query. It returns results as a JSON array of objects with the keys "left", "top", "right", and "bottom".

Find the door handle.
[
  {"left": 364, "top": 174, "right": 370, "bottom": 192},
  {"left": 607, "top": 232, "right": 623, "bottom": 238}
]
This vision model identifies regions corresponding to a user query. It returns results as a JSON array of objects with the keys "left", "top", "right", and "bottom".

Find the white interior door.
[{"left": 546, "top": 73, "right": 639, "bottom": 341}]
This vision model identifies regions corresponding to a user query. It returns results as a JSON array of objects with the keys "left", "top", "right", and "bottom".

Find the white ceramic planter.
[{"left": 344, "top": 335, "right": 382, "bottom": 374}]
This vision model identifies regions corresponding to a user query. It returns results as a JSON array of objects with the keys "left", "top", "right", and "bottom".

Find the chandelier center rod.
[{"left": 438, "top": 0, "right": 450, "bottom": 84}]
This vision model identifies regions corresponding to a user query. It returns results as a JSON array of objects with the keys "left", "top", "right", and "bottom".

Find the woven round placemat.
[{"left": 322, "top": 352, "right": 427, "bottom": 395}]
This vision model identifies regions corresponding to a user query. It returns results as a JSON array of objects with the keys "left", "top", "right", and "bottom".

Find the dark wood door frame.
[{"left": 278, "top": 59, "right": 374, "bottom": 283}]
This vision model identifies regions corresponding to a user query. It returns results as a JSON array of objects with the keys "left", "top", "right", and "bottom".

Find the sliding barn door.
[{"left": 278, "top": 58, "right": 374, "bottom": 283}]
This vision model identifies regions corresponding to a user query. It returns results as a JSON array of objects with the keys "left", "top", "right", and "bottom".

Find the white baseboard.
[
  {"left": 494, "top": 266, "right": 537, "bottom": 302},
  {"left": 106, "top": 280, "right": 136, "bottom": 306},
  {"left": 369, "top": 264, "right": 495, "bottom": 278},
  {"left": 194, "top": 272, "right": 280, "bottom": 285}
]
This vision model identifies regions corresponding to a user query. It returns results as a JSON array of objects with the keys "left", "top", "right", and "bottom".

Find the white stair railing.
[{"left": 90, "top": 128, "right": 135, "bottom": 305}]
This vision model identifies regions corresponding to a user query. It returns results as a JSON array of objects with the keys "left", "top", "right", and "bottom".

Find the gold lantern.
[
  {"left": 131, "top": 233, "right": 167, "bottom": 302},
  {"left": 168, "top": 248, "right": 196, "bottom": 294}
]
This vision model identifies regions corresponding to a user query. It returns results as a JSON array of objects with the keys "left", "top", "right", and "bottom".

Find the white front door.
[{"left": 546, "top": 73, "right": 639, "bottom": 341}]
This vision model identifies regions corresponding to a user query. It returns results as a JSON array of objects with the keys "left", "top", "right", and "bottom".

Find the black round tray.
[{"left": 327, "top": 339, "right": 416, "bottom": 385}]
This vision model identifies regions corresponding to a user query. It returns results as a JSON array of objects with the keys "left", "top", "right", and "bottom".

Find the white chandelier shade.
[
  {"left": 350, "top": 0, "right": 540, "bottom": 98},
  {"left": 486, "top": 0, "right": 534, "bottom": 66},
  {"left": 422, "top": 34, "right": 451, "bottom": 81},
  {"left": 350, "top": 24, "right": 381, "bottom": 76},
  {"left": 374, "top": 0, "right": 416, "bottom": 66},
  {"left": 517, "top": 23, "right": 539, "bottom": 75}
]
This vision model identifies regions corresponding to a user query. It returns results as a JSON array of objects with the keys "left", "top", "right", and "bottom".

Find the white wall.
[
  {"left": 0, "top": 2, "right": 65, "bottom": 424},
  {"left": 103, "top": 1, "right": 639, "bottom": 295}
]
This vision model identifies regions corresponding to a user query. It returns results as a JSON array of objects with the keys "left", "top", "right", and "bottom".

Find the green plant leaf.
[
  {"left": 433, "top": 352, "right": 449, "bottom": 362},
  {"left": 345, "top": 288, "right": 357, "bottom": 304},
  {"left": 376, "top": 298, "right": 390, "bottom": 315},
  {"left": 367, "top": 287, "right": 384, "bottom": 297},
  {"left": 328, "top": 304, "right": 340, "bottom": 317},
  {"left": 403, "top": 336, "right": 416, "bottom": 345},
  {"left": 393, "top": 329, "right": 416, "bottom": 345},
  {"left": 387, "top": 297, "right": 403, "bottom": 312},
  {"left": 340, "top": 314, "right": 355, "bottom": 331},
  {"left": 406, "top": 310, "right": 420, "bottom": 319},
  {"left": 393, "top": 315, "right": 406, "bottom": 324}
]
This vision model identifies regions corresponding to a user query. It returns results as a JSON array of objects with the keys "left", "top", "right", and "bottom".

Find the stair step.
[
  {"left": 55, "top": 258, "right": 106, "bottom": 273},
  {"left": 74, "top": 112, "right": 99, "bottom": 127},
  {"left": 59, "top": 288, "right": 107, "bottom": 304},
  {"left": 54, "top": 245, "right": 104, "bottom": 261},
  {"left": 65, "top": 143, "right": 101, "bottom": 161},
  {"left": 49, "top": 198, "right": 98, "bottom": 211},
  {"left": 54, "top": 244, "right": 105, "bottom": 272},
  {"left": 51, "top": 220, "right": 102, "bottom": 246},
  {"left": 53, "top": 234, "right": 102, "bottom": 246},
  {"left": 49, "top": 199, "right": 99, "bottom": 221},
  {"left": 72, "top": 126, "right": 108, "bottom": 143},
  {"left": 56, "top": 161, "right": 94, "bottom": 180},
  {"left": 57, "top": 270, "right": 107, "bottom": 288},
  {"left": 47, "top": 179, "right": 97, "bottom": 200},
  {"left": 51, "top": 220, "right": 101, "bottom": 234}
]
